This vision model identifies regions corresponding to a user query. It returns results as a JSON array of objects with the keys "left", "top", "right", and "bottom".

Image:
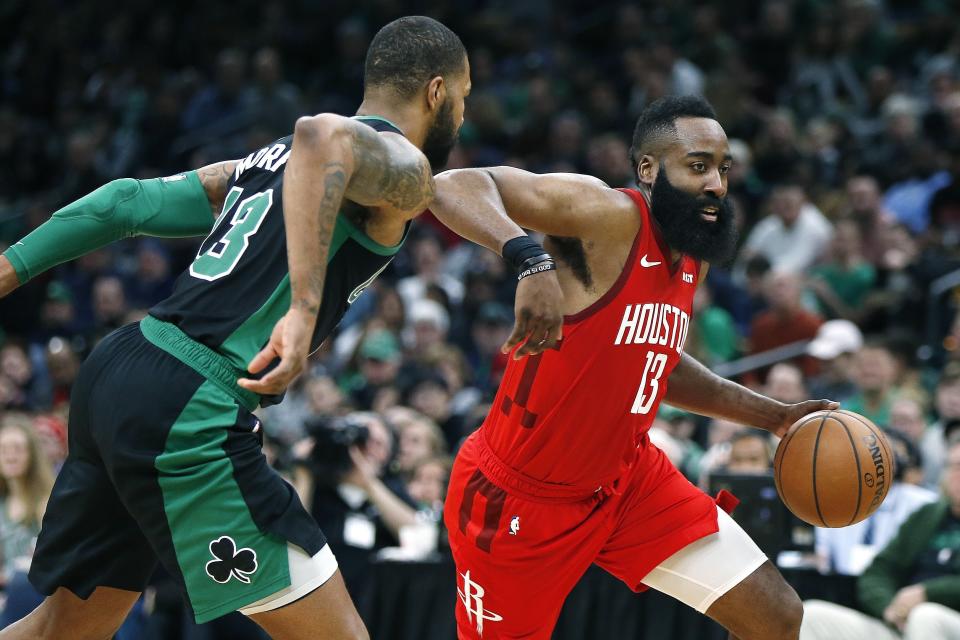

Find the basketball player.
[
  {"left": 430, "top": 95, "right": 839, "bottom": 640},
  {"left": 0, "top": 17, "right": 563, "bottom": 640}
]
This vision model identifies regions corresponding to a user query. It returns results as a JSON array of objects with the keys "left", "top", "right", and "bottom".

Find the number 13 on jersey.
[
  {"left": 190, "top": 187, "right": 274, "bottom": 281},
  {"left": 631, "top": 351, "right": 668, "bottom": 415}
]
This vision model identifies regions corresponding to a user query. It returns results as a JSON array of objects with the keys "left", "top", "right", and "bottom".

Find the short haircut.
[
  {"left": 629, "top": 95, "right": 718, "bottom": 166},
  {"left": 364, "top": 16, "right": 466, "bottom": 99}
]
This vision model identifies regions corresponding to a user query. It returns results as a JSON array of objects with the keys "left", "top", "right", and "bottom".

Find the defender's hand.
[
  {"left": 503, "top": 269, "right": 564, "bottom": 359},
  {"left": 769, "top": 400, "right": 840, "bottom": 438},
  {"left": 238, "top": 308, "right": 315, "bottom": 395}
]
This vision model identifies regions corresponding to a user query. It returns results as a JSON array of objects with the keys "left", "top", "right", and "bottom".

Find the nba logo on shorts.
[{"left": 458, "top": 569, "right": 503, "bottom": 635}]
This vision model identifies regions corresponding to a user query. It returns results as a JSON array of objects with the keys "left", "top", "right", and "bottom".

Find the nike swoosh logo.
[
  {"left": 640, "top": 255, "right": 661, "bottom": 267},
  {"left": 14, "top": 241, "right": 24, "bottom": 247}
]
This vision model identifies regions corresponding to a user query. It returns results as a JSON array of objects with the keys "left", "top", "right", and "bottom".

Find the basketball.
[{"left": 774, "top": 409, "right": 894, "bottom": 528}]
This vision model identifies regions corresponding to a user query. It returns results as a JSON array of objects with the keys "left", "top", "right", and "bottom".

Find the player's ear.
[
  {"left": 638, "top": 155, "right": 657, "bottom": 187},
  {"left": 426, "top": 76, "right": 445, "bottom": 112}
]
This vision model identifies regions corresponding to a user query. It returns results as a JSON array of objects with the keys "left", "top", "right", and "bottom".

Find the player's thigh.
[
  {"left": 112, "top": 378, "right": 328, "bottom": 624},
  {"left": 247, "top": 569, "right": 367, "bottom": 640},
  {"left": 444, "top": 462, "right": 611, "bottom": 639},
  {"left": 1, "top": 586, "right": 140, "bottom": 640}
]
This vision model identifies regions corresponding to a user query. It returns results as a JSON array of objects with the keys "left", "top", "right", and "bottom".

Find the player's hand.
[
  {"left": 502, "top": 269, "right": 564, "bottom": 360},
  {"left": 768, "top": 399, "right": 840, "bottom": 438},
  {"left": 238, "top": 308, "right": 315, "bottom": 395},
  {"left": 0, "top": 255, "right": 20, "bottom": 299}
]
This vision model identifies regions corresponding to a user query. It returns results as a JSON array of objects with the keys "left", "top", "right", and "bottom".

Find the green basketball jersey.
[{"left": 150, "top": 117, "right": 408, "bottom": 374}]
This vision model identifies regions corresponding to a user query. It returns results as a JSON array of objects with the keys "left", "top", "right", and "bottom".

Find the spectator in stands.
[
  {"left": 0, "top": 416, "right": 53, "bottom": 582},
  {"left": 88, "top": 275, "right": 128, "bottom": 345},
  {"left": 801, "top": 436, "right": 960, "bottom": 639},
  {"left": 764, "top": 363, "right": 809, "bottom": 405},
  {"left": 42, "top": 337, "right": 78, "bottom": 411},
  {"left": 806, "top": 319, "right": 864, "bottom": 403},
  {"left": 725, "top": 431, "right": 774, "bottom": 474},
  {"left": 741, "top": 184, "right": 833, "bottom": 274},
  {"left": 922, "top": 364, "right": 960, "bottom": 488},
  {"left": 397, "top": 231, "right": 464, "bottom": 308},
  {"left": 241, "top": 47, "right": 303, "bottom": 138},
  {"left": 393, "top": 410, "right": 447, "bottom": 480},
  {"left": 748, "top": 270, "right": 824, "bottom": 381},
  {"left": 343, "top": 329, "right": 403, "bottom": 412},
  {"left": 0, "top": 343, "right": 37, "bottom": 411},
  {"left": 844, "top": 175, "right": 897, "bottom": 266},
  {"left": 404, "top": 298, "right": 450, "bottom": 361},
  {"left": 698, "top": 418, "right": 748, "bottom": 489},
  {"left": 465, "top": 302, "right": 512, "bottom": 395},
  {"left": 846, "top": 341, "right": 901, "bottom": 427},
  {"left": 181, "top": 48, "right": 250, "bottom": 135},
  {"left": 889, "top": 396, "right": 932, "bottom": 452},
  {"left": 294, "top": 411, "right": 416, "bottom": 599},
  {"left": 406, "top": 457, "right": 452, "bottom": 514},
  {"left": 686, "top": 286, "right": 739, "bottom": 366},
  {"left": 0, "top": 415, "right": 55, "bottom": 626},
  {"left": 809, "top": 218, "right": 876, "bottom": 322}
]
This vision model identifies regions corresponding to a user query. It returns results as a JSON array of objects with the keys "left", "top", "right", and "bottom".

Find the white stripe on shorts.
[
  {"left": 238, "top": 543, "right": 339, "bottom": 616},
  {"left": 640, "top": 506, "right": 768, "bottom": 613}
]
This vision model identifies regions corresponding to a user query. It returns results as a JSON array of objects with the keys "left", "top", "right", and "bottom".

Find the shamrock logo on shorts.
[{"left": 205, "top": 536, "right": 259, "bottom": 584}]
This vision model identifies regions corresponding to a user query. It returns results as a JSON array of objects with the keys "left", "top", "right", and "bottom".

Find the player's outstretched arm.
[
  {"left": 430, "top": 168, "right": 639, "bottom": 356},
  {"left": 434, "top": 167, "right": 638, "bottom": 242},
  {"left": 0, "top": 160, "right": 237, "bottom": 299},
  {"left": 239, "top": 114, "right": 434, "bottom": 395},
  {"left": 664, "top": 353, "right": 838, "bottom": 437}
]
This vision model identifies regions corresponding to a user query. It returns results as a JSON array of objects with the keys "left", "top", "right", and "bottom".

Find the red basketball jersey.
[{"left": 481, "top": 188, "right": 701, "bottom": 495}]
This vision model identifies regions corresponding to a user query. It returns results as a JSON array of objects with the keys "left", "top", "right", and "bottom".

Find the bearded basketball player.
[{"left": 430, "top": 95, "right": 837, "bottom": 640}]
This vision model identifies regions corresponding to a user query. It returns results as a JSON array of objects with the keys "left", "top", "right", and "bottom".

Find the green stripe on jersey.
[
  {"left": 339, "top": 213, "right": 409, "bottom": 256},
  {"left": 156, "top": 380, "right": 289, "bottom": 623}
]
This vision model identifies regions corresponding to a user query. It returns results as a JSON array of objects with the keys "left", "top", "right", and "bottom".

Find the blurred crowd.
[{"left": 3, "top": 0, "right": 960, "bottom": 637}]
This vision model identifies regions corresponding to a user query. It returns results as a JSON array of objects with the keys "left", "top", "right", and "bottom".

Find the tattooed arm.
[
  {"left": 238, "top": 114, "right": 433, "bottom": 395},
  {"left": 196, "top": 160, "right": 240, "bottom": 218}
]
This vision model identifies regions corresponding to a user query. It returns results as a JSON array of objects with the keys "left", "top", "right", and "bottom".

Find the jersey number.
[
  {"left": 190, "top": 187, "right": 274, "bottom": 281},
  {"left": 631, "top": 352, "right": 668, "bottom": 414}
]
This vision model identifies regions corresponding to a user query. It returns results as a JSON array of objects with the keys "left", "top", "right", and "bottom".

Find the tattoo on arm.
[
  {"left": 291, "top": 162, "right": 347, "bottom": 316},
  {"left": 345, "top": 125, "right": 435, "bottom": 212},
  {"left": 197, "top": 160, "right": 239, "bottom": 218}
]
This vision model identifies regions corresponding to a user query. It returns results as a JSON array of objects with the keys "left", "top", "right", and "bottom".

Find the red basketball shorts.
[{"left": 444, "top": 430, "right": 725, "bottom": 639}]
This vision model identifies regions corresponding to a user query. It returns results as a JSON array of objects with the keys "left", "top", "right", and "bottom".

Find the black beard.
[
  {"left": 649, "top": 167, "right": 739, "bottom": 265},
  {"left": 422, "top": 99, "right": 458, "bottom": 172}
]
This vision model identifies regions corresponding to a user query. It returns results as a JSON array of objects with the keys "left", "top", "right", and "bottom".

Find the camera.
[{"left": 303, "top": 415, "right": 370, "bottom": 482}]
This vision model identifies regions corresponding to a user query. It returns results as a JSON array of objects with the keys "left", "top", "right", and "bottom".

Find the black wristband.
[
  {"left": 518, "top": 260, "right": 556, "bottom": 281},
  {"left": 518, "top": 253, "right": 553, "bottom": 272},
  {"left": 502, "top": 235, "right": 546, "bottom": 272}
]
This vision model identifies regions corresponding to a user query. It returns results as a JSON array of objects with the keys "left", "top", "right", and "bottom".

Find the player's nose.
[{"left": 703, "top": 170, "right": 726, "bottom": 199}]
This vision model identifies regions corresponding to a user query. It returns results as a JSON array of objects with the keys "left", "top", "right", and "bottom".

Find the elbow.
[{"left": 293, "top": 114, "right": 350, "bottom": 150}]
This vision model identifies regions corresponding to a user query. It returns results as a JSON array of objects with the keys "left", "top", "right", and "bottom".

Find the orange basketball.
[{"left": 773, "top": 409, "right": 894, "bottom": 528}]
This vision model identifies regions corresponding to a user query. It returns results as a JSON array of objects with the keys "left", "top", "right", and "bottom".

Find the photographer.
[{"left": 292, "top": 411, "right": 417, "bottom": 598}]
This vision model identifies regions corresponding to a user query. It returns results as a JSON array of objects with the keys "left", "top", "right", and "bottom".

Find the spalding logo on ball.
[{"left": 773, "top": 409, "right": 894, "bottom": 528}]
